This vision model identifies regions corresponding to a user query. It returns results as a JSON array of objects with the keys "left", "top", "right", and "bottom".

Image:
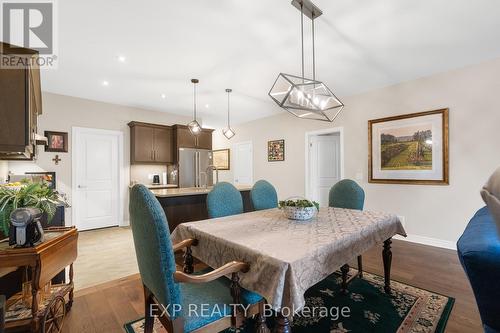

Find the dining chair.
[
  {"left": 129, "top": 184, "right": 266, "bottom": 333},
  {"left": 250, "top": 180, "right": 278, "bottom": 211},
  {"left": 206, "top": 182, "right": 243, "bottom": 218},
  {"left": 329, "top": 179, "right": 366, "bottom": 283}
]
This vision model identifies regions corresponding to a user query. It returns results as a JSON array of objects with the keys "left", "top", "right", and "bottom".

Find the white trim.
[
  {"left": 71, "top": 127, "right": 125, "bottom": 229},
  {"left": 394, "top": 234, "right": 456, "bottom": 250},
  {"left": 304, "top": 127, "right": 344, "bottom": 199}
]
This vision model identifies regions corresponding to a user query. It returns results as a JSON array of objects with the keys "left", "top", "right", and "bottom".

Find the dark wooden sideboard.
[{"left": 0, "top": 205, "right": 65, "bottom": 299}]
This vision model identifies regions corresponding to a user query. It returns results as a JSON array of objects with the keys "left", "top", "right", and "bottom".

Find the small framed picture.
[
  {"left": 368, "top": 108, "right": 449, "bottom": 185},
  {"left": 268, "top": 139, "right": 285, "bottom": 162},
  {"left": 212, "top": 149, "right": 230, "bottom": 170},
  {"left": 45, "top": 131, "right": 68, "bottom": 152}
]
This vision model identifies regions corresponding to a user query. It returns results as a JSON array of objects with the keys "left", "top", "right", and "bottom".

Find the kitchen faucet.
[{"left": 205, "top": 165, "right": 219, "bottom": 187}]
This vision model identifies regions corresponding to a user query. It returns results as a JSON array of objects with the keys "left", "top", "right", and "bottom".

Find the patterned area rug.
[{"left": 124, "top": 271, "right": 454, "bottom": 333}]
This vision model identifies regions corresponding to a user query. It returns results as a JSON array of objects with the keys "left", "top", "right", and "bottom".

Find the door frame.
[
  {"left": 304, "top": 127, "right": 344, "bottom": 199},
  {"left": 71, "top": 127, "right": 124, "bottom": 229},
  {"left": 232, "top": 140, "right": 253, "bottom": 185}
]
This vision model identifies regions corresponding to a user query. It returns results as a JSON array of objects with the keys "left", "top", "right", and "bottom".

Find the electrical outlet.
[
  {"left": 397, "top": 215, "right": 406, "bottom": 228},
  {"left": 148, "top": 174, "right": 153, "bottom": 180}
]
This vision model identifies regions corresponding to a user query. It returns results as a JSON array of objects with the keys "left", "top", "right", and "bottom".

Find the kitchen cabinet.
[
  {"left": 0, "top": 42, "right": 43, "bottom": 160},
  {"left": 173, "top": 125, "right": 213, "bottom": 151},
  {"left": 128, "top": 122, "right": 173, "bottom": 164}
]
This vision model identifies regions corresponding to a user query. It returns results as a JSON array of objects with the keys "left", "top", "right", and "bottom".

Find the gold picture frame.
[
  {"left": 368, "top": 108, "right": 449, "bottom": 185},
  {"left": 212, "top": 149, "right": 230, "bottom": 170}
]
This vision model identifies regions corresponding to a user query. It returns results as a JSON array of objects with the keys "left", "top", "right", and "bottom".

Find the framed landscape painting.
[
  {"left": 212, "top": 149, "right": 230, "bottom": 170},
  {"left": 369, "top": 109, "right": 449, "bottom": 185}
]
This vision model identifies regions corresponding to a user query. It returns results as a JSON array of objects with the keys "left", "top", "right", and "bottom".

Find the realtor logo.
[{"left": 1, "top": 0, "right": 57, "bottom": 67}]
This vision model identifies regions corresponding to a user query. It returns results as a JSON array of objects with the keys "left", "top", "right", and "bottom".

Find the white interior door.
[
  {"left": 233, "top": 141, "right": 253, "bottom": 185},
  {"left": 73, "top": 128, "right": 121, "bottom": 231},
  {"left": 309, "top": 134, "right": 340, "bottom": 206}
]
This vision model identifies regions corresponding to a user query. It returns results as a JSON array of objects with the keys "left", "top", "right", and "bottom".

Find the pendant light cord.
[
  {"left": 193, "top": 82, "right": 197, "bottom": 121},
  {"left": 300, "top": 3, "right": 305, "bottom": 80},
  {"left": 312, "top": 13, "right": 316, "bottom": 81},
  {"left": 227, "top": 90, "right": 230, "bottom": 127}
]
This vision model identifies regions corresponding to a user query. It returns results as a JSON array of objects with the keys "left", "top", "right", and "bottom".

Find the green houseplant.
[
  {"left": 0, "top": 181, "right": 66, "bottom": 235},
  {"left": 279, "top": 197, "right": 320, "bottom": 221}
]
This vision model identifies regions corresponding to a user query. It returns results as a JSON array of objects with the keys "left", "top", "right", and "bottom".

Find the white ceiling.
[{"left": 42, "top": 0, "right": 500, "bottom": 126}]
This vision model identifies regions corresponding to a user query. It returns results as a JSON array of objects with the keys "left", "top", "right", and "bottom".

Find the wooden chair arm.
[
  {"left": 173, "top": 261, "right": 249, "bottom": 283},
  {"left": 172, "top": 238, "right": 198, "bottom": 253}
]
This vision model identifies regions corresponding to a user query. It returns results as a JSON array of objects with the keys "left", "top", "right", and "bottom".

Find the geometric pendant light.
[
  {"left": 269, "top": 0, "right": 344, "bottom": 122},
  {"left": 187, "top": 78, "right": 202, "bottom": 135},
  {"left": 222, "top": 88, "right": 235, "bottom": 139}
]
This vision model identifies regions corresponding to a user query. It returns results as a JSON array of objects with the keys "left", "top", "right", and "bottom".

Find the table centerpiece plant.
[
  {"left": 279, "top": 197, "right": 319, "bottom": 221},
  {"left": 0, "top": 180, "right": 68, "bottom": 235}
]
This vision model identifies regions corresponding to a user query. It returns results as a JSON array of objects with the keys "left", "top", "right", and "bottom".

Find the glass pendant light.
[
  {"left": 269, "top": 0, "right": 344, "bottom": 122},
  {"left": 187, "top": 78, "right": 202, "bottom": 135},
  {"left": 222, "top": 89, "right": 235, "bottom": 139}
]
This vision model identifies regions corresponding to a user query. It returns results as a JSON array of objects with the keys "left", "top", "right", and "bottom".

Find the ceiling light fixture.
[
  {"left": 187, "top": 79, "right": 202, "bottom": 135},
  {"left": 102, "top": 80, "right": 109, "bottom": 86},
  {"left": 161, "top": 93, "right": 166, "bottom": 99},
  {"left": 222, "top": 89, "right": 235, "bottom": 139},
  {"left": 269, "top": 0, "right": 344, "bottom": 122},
  {"left": 117, "top": 55, "right": 126, "bottom": 63}
]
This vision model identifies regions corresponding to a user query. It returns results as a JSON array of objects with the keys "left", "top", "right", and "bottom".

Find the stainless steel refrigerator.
[{"left": 178, "top": 148, "right": 213, "bottom": 188}]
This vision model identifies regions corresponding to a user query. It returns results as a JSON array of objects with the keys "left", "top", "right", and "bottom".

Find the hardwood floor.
[{"left": 62, "top": 239, "right": 482, "bottom": 333}]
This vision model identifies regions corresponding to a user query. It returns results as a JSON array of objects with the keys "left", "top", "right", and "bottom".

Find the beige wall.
[
  {"left": 214, "top": 57, "right": 500, "bottom": 245},
  {"left": 8, "top": 92, "right": 192, "bottom": 226}
]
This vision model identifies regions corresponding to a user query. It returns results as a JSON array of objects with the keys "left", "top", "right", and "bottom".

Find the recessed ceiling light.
[
  {"left": 205, "top": 104, "right": 210, "bottom": 109},
  {"left": 102, "top": 80, "right": 109, "bottom": 86},
  {"left": 117, "top": 55, "right": 126, "bottom": 63},
  {"left": 161, "top": 93, "right": 166, "bottom": 99}
]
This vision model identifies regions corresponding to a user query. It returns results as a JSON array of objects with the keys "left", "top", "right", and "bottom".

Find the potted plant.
[
  {"left": 0, "top": 181, "right": 67, "bottom": 237},
  {"left": 279, "top": 197, "right": 319, "bottom": 221}
]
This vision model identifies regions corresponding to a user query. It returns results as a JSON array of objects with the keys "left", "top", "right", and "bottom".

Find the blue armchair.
[
  {"left": 250, "top": 180, "right": 278, "bottom": 211},
  {"left": 457, "top": 207, "right": 500, "bottom": 333},
  {"left": 329, "top": 179, "right": 366, "bottom": 280},
  {"left": 206, "top": 182, "right": 243, "bottom": 218},
  {"left": 129, "top": 184, "right": 264, "bottom": 333}
]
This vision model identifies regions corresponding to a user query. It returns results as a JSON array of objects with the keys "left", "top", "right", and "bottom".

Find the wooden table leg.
[
  {"left": 357, "top": 255, "right": 363, "bottom": 278},
  {"left": 340, "top": 264, "right": 349, "bottom": 294},
  {"left": 183, "top": 246, "right": 194, "bottom": 274},
  {"left": 255, "top": 302, "right": 270, "bottom": 333},
  {"left": 67, "top": 263, "right": 74, "bottom": 311},
  {"left": 273, "top": 311, "right": 291, "bottom": 333},
  {"left": 383, "top": 238, "right": 392, "bottom": 294}
]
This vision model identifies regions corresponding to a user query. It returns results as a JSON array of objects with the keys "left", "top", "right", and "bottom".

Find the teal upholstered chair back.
[
  {"left": 250, "top": 180, "right": 278, "bottom": 211},
  {"left": 329, "top": 179, "right": 365, "bottom": 210},
  {"left": 207, "top": 182, "right": 243, "bottom": 218},
  {"left": 129, "top": 184, "right": 182, "bottom": 317}
]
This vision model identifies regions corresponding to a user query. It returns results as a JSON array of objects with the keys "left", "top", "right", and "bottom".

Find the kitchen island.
[{"left": 150, "top": 186, "right": 253, "bottom": 231}]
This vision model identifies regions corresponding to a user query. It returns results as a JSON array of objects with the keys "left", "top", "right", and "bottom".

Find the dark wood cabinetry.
[
  {"left": 172, "top": 125, "right": 213, "bottom": 152},
  {"left": 0, "top": 42, "right": 42, "bottom": 160},
  {"left": 129, "top": 122, "right": 213, "bottom": 164},
  {"left": 128, "top": 122, "right": 173, "bottom": 164}
]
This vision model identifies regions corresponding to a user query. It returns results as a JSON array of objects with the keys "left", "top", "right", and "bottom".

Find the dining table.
[{"left": 171, "top": 207, "right": 406, "bottom": 332}]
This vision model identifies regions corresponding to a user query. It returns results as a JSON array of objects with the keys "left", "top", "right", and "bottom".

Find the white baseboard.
[
  {"left": 394, "top": 234, "right": 456, "bottom": 250},
  {"left": 120, "top": 220, "right": 130, "bottom": 227}
]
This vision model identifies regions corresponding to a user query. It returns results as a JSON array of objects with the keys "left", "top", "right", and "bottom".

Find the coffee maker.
[{"left": 9, "top": 208, "right": 45, "bottom": 247}]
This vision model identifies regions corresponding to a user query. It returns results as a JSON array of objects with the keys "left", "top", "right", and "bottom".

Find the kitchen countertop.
[
  {"left": 129, "top": 184, "right": 178, "bottom": 189},
  {"left": 151, "top": 185, "right": 252, "bottom": 198}
]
